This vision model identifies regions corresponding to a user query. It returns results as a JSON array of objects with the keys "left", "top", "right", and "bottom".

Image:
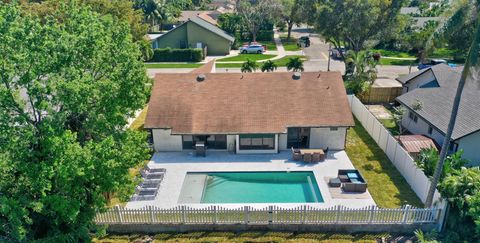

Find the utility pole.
[{"left": 327, "top": 43, "right": 331, "bottom": 71}]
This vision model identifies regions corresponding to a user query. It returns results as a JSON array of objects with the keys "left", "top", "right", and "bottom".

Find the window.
[
  {"left": 182, "top": 135, "right": 227, "bottom": 149},
  {"left": 409, "top": 111, "right": 418, "bottom": 123},
  {"left": 239, "top": 134, "right": 275, "bottom": 150},
  {"left": 330, "top": 127, "right": 338, "bottom": 131},
  {"left": 428, "top": 126, "right": 433, "bottom": 135}
]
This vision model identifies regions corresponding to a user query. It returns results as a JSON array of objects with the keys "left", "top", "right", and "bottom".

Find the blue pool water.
[{"left": 195, "top": 171, "right": 323, "bottom": 203}]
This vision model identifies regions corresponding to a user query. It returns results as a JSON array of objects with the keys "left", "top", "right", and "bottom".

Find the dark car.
[
  {"left": 418, "top": 59, "right": 457, "bottom": 69},
  {"left": 297, "top": 36, "right": 310, "bottom": 47},
  {"left": 331, "top": 48, "right": 346, "bottom": 60}
]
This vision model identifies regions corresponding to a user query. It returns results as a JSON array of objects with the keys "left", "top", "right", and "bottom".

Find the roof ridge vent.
[
  {"left": 292, "top": 72, "right": 301, "bottom": 80},
  {"left": 196, "top": 74, "right": 206, "bottom": 82}
]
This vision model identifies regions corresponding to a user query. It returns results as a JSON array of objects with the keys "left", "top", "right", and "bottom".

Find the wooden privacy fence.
[{"left": 95, "top": 205, "right": 441, "bottom": 225}]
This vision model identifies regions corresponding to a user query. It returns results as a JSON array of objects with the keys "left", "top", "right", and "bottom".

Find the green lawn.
[
  {"left": 280, "top": 37, "right": 301, "bottom": 51},
  {"left": 346, "top": 119, "right": 423, "bottom": 208},
  {"left": 372, "top": 49, "right": 416, "bottom": 58},
  {"left": 262, "top": 41, "right": 278, "bottom": 51},
  {"left": 215, "top": 55, "right": 306, "bottom": 68},
  {"left": 379, "top": 119, "right": 400, "bottom": 136},
  {"left": 217, "top": 54, "right": 276, "bottom": 62},
  {"left": 94, "top": 232, "right": 397, "bottom": 243},
  {"left": 379, "top": 58, "right": 415, "bottom": 66},
  {"left": 144, "top": 63, "right": 203, "bottom": 68}
]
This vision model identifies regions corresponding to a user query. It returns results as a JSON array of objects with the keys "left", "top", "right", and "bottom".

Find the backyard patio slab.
[{"left": 126, "top": 151, "right": 376, "bottom": 209}]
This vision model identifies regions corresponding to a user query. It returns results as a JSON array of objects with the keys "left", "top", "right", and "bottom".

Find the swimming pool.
[{"left": 178, "top": 171, "right": 324, "bottom": 203}]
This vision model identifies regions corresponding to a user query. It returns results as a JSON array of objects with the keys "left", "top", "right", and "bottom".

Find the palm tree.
[
  {"left": 135, "top": 0, "right": 173, "bottom": 31},
  {"left": 261, "top": 60, "right": 277, "bottom": 72},
  {"left": 424, "top": 3, "right": 480, "bottom": 207},
  {"left": 344, "top": 50, "right": 378, "bottom": 95},
  {"left": 241, "top": 59, "right": 258, "bottom": 73},
  {"left": 286, "top": 57, "right": 304, "bottom": 72}
]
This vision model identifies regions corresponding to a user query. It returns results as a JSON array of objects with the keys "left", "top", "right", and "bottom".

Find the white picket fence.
[
  {"left": 347, "top": 95, "right": 442, "bottom": 204},
  {"left": 95, "top": 205, "right": 440, "bottom": 225}
]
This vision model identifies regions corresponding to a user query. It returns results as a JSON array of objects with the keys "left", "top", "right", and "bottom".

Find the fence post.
[
  {"left": 402, "top": 205, "right": 411, "bottom": 224},
  {"left": 268, "top": 206, "right": 273, "bottom": 224},
  {"left": 149, "top": 206, "right": 155, "bottom": 223},
  {"left": 302, "top": 205, "right": 307, "bottom": 224},
  {"left": 213, "top": 206, "right": 217, "bottom": 224},
  {"left": 335, "top": 205, "right": 341, "bottom": 224},
  {"left": 115, "top": 205, "right": 123, "bottom": 223},
  {"left": 182, "top": 205, "right": 187, "bottom": 224},
  {"left": 244, "top": 206, "right": 249, "bottom": 224},
  {"left": 368, "top": 205, "right": 375, "bottom": 224}
]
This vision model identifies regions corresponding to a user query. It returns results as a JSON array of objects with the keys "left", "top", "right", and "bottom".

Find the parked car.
[
  {"left": 239, "top": 44, "right": 265, "bottom": 54},
  {"left": 297, "top": 36, "right": 310, "bottom": 47},
  {"left": 331, "top": 47, "right": 346, "bottom": 60},
  {"left": 418, "top": 59, "right": 457, "bottom": 69}
]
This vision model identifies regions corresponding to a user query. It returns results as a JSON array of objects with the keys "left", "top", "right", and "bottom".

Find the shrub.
[{"left": 149, "top": 48, "right": 203, "bottom": 62}]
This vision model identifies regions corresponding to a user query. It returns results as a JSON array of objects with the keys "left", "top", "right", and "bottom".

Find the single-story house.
[
  {"left": 396, "top": 64, "right": 480, "bottom": 166},
  {"left": 144, "top": 71, "right": 354, "bottom": 154},
  {"left": 150, "top": 17, "right": 234, "bottom": 56}
]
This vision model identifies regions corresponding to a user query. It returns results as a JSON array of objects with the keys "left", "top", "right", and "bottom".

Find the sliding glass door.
[
  {"left": 287, "top": 128, "right": 310, "bottom": 149},
  {"left": 182, "top": 135, "right": 227, "bottom": 150}
]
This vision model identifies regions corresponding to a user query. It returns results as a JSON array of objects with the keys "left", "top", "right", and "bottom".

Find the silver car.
[{"left": 239, "top": 45, "right": 265, "bottom": 54}]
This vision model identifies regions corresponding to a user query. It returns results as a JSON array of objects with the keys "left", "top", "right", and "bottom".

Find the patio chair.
[
  {"left": 144, "top": 165, "right": 166, "bottom": 173},
  {"left": 303, "top": 153, "right": 312, "bottom": 163},
  {"left": 312, "top": 152, "right": 321, "bottom": 162},
  {"left": 291, "top": 147, "right": 302, "bottom": 161}
]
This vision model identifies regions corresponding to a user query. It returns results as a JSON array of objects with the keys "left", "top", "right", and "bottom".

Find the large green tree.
[
  {"left": 314, "top": 0, "right": 405, "bottom": 54},
  {"left": 280, "top": 0, "right": 302, "bottom": 40},
  {"left": 0, "top": 2, "right": 150, "bottom": 241},
  {"left": 238, "top": 0, "right": 281, "bottom": 42}
]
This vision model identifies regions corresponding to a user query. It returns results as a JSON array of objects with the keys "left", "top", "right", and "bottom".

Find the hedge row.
[{"left": 149, "top": 48, "right": 203, "bottom": 62}]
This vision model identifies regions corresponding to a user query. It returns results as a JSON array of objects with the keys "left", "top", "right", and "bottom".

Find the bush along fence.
[
  {"left": 95, "top": 205, "right": 444, "bottom": 233},
  {"left": 347, "top": 95, "right": 443, "bottom": 205},
  {"left": 149, "top": 48, "right": 204, "bottom": 62}
]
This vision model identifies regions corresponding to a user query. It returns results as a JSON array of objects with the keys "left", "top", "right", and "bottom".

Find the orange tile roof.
[
  {"left": 145, "top": 72, "right": 354, "bottom": 134},
  {"left": 397, "top": 135, "right": 438, "bottom": 153}
]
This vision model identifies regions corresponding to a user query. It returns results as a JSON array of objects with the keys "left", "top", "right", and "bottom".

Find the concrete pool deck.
[{"left": 126, "top": 151, "right": 376, "bottom": 209}]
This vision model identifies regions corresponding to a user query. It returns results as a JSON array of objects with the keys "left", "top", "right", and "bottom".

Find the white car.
[{"left": 239, "top": 45, "right": 265, "bottom": 54}]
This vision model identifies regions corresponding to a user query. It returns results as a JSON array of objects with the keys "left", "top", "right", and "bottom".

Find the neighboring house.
[
  {"left": 396, "top": 64, "right": 480, "bottom": 166},
  {"left": 144, "top": 69, "right": 354, "bottom": 154},
  {"left": 396, "top": 64, "right": 461, "bottom": 94},
  {"left": 150, "top": 17, "right": 235, "bottom": 56}
]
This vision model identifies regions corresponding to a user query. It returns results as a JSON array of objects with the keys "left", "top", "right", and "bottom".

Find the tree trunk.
[
  {"left": 252, "top": 32, "right": 257, "bottom": 42},
  {"left": 287, "top": 21, "right": 294, "bottom": 40},
  {"left": 424, "top": 17, "right": 480, "bottom": 207}
]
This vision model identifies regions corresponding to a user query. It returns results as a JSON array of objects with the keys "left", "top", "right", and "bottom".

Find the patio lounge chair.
[
  {"left": 144, "top": 165, "right": 166, "bottom": 173},
  {"left": 140, "top": 170, "right": 165, "bottom": 180},
  {"left": 139, "top": 180, "right": 161, "bottom": 189}
]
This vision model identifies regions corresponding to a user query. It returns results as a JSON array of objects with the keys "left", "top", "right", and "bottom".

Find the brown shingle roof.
[
  {"left": 190, "top": 60, "right": 215, "bottom": 74},
  {"left": 397, "top": 135, "right": 438, "bottom": 153},
  {"left": 144, "top": 72, "right": 354, "bottom": 134}
]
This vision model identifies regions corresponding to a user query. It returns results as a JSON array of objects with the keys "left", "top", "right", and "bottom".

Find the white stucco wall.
[
  {"left": 309, "top": 127, "right": 347, "bottom": 150},
  {"left": 403, "top": 70, "right": 436, "bottom": 93},
  {"left": 152, "top": 129, "right": 183, "bottom": 152},
  {"left": 236, "top": 134, "right": 279, "bottom": 154},
  {"left": 278, "top": 134, "right": 288, "bottom": 151},
  {"left": 401, "top": 110, "right": 445, "bottom": 145},
  {"left": 457, "top": 131, "right": 480, "bottom": 166}
]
